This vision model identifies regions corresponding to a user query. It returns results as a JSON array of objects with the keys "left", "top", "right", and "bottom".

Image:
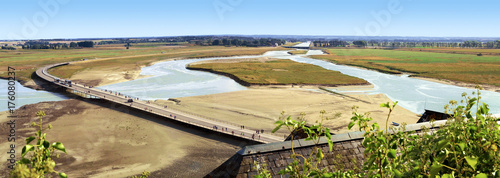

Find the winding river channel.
[{"left": 2, "top": 47, "right": 500, "bottom": 115}]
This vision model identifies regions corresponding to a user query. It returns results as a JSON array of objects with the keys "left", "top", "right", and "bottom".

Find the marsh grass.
[{"left": 188, "top": 59, "right": 368, "bottom": 86}]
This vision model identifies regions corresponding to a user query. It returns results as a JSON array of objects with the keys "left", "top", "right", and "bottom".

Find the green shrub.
[
  {"left": 264, "top": 86, "right": 499, "bottom": 177},
  {"left": 10, "top": 111, "right": 67, "bottom": 178}
]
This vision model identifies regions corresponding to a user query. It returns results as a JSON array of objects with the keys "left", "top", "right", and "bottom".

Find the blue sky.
[{"left": 1, "top": 0, "right": 499, "bottom": 40}]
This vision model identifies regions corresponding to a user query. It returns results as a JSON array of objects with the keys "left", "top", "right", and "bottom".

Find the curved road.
[{"left": 36, "top": 62, "right": 282, "bottom": 144}]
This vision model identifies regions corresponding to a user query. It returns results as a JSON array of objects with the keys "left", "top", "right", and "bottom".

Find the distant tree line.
[
  {"left": 313, "top": 40, "right": 349, "bottom": 47},
  {"left": 21, "top": 41, "right": 94, "bottom": 49},
  {"left": 197, "top": 38, "right": 285, "bottom": 47},
  {"left": 311, "top": 40, "right": 500, "bottom": 49}
]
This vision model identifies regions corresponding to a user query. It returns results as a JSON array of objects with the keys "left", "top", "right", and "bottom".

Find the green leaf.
[
  {"left": 52, "top": 142, "right": 67, "bottom": 153},
  {"left": 42, "top": 140, "right": 50, "bottom": 149},
  {"left": 26, "top": 136, "right": 36, "bottom": 144},
  {"left": 328, "top": 140, "right": 333, "bottom": 152},
  {"left": 465, "top": 156, "right": 478, "bottom": 170},
  {"left": 19, "top": 158, "right": 31, "bottom": 164},
  {"left": 59, "top": 172, "right": 68, "bottom": 178},
  {"left": 388, "top": 149, "right": 397, "bottom": 159},
  {"left": 272, "top": 124, "right": 283, "bottom": 133},
  {"left": 437, "top": 139, "right": 449, "bottom": 150},
  {"left": 377, "top": 136, "right": 387, "bottom": 143},
  {"left": 325, "top": 130, "right": 332, "bottom": 140},
  {"left": 316, "top": 149, "right": 324, "bottom": 160},
  {"left": 347, "top": 122, "right": 355, "bottom": 129},
  {"left": 475, "top": 173, "right": 487, "bottom": 178},
  {"left": 458, "top": 142, "right": 465, "bottom": 151},
  {"left": 430, "top": 162, "right": 443, "bottom": 178},
  {"left": 393, "top": 169, "right": 402, "bottom": 178},
  {"left": 21, "top": 144, "right": 34, "bottom": 157},
  {"left": 380, "top": 102, "right": 390, "bottom": 108},
  {"left": 441, "top": 174, "right": 452, "bottom": 178}
]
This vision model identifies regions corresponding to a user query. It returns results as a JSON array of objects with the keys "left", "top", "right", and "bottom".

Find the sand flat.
[{"left": 155, "top": 87, "right": 419, "bottom": 135}]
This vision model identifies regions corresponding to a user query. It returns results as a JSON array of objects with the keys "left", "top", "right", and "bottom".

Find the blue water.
[{"left": 0, "top": 80, "right": 68, "bottom": 111}]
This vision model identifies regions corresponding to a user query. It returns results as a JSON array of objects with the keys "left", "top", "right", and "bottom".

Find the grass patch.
[
  {"left": 287, "top": 50, "right": 308, "bottom": 55},
  {"left": 187, "top": 59, "right": 368, "bottom": 86},
  {"left": 310, "top": 48, "right": 500, "bottom": 86}
]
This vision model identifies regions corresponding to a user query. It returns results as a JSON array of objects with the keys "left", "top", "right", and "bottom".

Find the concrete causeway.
[{"left": 36, "top": 62, "right": 283, "bottom": 144}]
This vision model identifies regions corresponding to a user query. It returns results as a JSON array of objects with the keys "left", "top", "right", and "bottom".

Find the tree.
[
  {"left": 77, "top": 41, "right": 94, "bottom": 48},
  {"left": 212, "top": 39, "right": 220, "bottom": 46},
  {"left": 69, "top": 42, "right": 77, "bottom": 48},
  {"left": 353, "top": 40, "right": 367, "bottom": 47},
  {"left": 222, "top": 39, "right": 230, "bottom": 46}
]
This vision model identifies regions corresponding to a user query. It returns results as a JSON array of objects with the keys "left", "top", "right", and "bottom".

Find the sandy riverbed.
[
  {"left": 0, "top": 99, "right": 243, "bottom": 178},
  {"left": 154, "top": 86, "right": 419, "bottom": 136}
]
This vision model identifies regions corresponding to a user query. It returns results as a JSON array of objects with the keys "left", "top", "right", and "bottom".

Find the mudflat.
[{"left": 0, "top": 99, "right": 245, "bottom": 178}]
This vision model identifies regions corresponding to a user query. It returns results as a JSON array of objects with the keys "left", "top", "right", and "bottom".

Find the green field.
[
  {"left": 310, "top": 48, "right": 500, "bottom": 86},
  {"left": 187, "top": 59, "right": 368, "bottom": 86},
  {"left": 0, "top": 44, "right": 284, "bottom": 83}
]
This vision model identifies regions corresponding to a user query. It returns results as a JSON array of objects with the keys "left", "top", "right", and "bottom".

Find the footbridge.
[{"left": 36, "top": 62, "right": 283, "bottom": 144}]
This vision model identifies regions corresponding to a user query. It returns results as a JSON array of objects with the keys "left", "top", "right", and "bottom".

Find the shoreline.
[{"left": 411, "top": 76, "right": 500, "bottom": 93}]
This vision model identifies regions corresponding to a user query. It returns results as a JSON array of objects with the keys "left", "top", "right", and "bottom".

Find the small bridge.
[{"left": 36, "top": 62, "right": 282, "bottom": 144}]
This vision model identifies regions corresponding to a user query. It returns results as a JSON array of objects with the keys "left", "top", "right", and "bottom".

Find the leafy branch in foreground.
[
  {"left": 256, "top": 111, "right": 349, "bottom": 178},
  {"left": 257, "top": 86, "right": 499, "bottom": 178},
  {"left": 10, "top": 111, "right": 68, "bottom": 178},
  {"left": 349, "top": 86, "right": 499, "bottom": 177}
]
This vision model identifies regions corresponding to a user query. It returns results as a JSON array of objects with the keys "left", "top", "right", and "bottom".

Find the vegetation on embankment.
[
  {"left": 0, "top": 45, "right": 285, "bottom": 86},
  {"left": 187, "top": 59, "right": 368, "bottom": 86},
  {"left": 310, "top": 48, "right": 500, "bottom": 86},
  {"left": 287, "top": 50, "right": 308, "bottom": 55}
]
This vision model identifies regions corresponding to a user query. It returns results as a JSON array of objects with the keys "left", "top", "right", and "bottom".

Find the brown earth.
[{"left": 0, "top": 99, "right": 248, "bottom": 178}]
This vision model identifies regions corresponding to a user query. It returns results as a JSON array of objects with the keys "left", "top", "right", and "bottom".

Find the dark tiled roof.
[{"left": 206, "top": 120, "right": 450, "bottom": 178}]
